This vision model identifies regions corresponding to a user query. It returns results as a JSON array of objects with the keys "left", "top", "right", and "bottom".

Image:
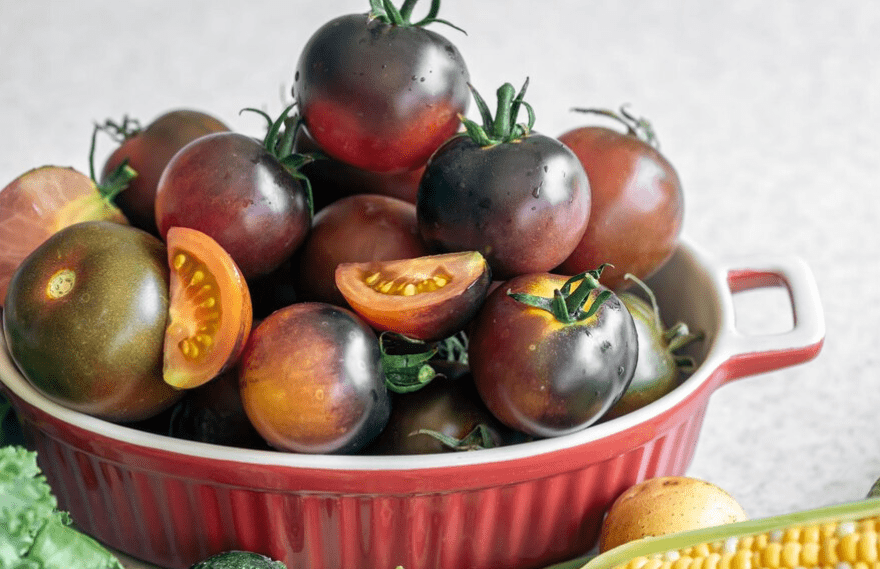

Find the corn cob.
[{"left": 584, "top": 497, "right": 880, "bottom": 569}]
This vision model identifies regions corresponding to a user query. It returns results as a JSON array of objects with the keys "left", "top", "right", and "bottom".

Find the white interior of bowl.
[{"left": 0, "top": 237, "right": 734, "bottom": 470}]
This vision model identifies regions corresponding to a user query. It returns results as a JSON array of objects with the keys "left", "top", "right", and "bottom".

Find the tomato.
[
  {"left": 2, "top": 220, "right": 182, "bottom": 422},
  {"left": 366, "top": 362, "right": 512, "bottom": 455},
  {"left": 238, "top": 302, "right": 390, "bottom": 454},
  {"left": 468, "top": 268, "right": 638, "bottom": 438},
  {"left": 292, "top": 1, "right": 470, "bottom": 173},
  {"left": 294, "top": 128, "right": 424, "bottom": 209},
  {"left": 155, "top": 121, "right": 311, "bottom": 281},
  {"left": 335, "top": 251, "right": 491, "bottom": 342},
  {"left": 0, "top": 166, "right": 129, "bottom": 307},
  {"left": 99, "top": 109, "right": 229, "bottom": 235},
  {"left": 296, "top": 193, "right": 430, "bottom": 306},
  {"left": 557, "top": 107, "right": 684, "bottom": 290},
  {"left": 163, "top": 226, "right": 252, "bottom": 390},
  {"left": 417, "top": 81, "right": 591, "bottom": 280},
  {"left": 602, "top": 275, "right": 703, "bottom": 420}
]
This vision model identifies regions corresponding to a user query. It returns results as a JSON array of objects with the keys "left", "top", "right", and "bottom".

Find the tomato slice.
[
  {"left": 164, "top": 226, "right": 252, "bottom": 389},
  {"left": 334, "top": 251, "right": 491, "bottom": 342}
]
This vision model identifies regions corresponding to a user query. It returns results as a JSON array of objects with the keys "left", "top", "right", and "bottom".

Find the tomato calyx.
[
  {"left": 571, "top": 104, "right": 660, "bottom": 148},
  {"left": 240, "top": 103, "right": 318, "bottom": 217},
  {"left": 508, "top": 264, "right": 614, "bottom": 324},
  {"left": 412, "top": 423, "right": 499, "bottom": 452},
  {"left": 461, "top": 78, "right": 535, "bottom": 147},
  {"left": 88, "top": 120, "right": 138, "bottom": 206},
  {"left": 379, "top": 331, "right": 469, "bottom": 394},
  {"left": 368, "top": 0, "right": 466, "bottom": 33},
  {"left": 623, "top": 273, "right": 704, "bottom": 371}
]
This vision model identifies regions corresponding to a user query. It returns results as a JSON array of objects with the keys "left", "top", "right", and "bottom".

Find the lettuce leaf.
[{"left": 0, "top": 445, "right": 125, "bottom": 569}]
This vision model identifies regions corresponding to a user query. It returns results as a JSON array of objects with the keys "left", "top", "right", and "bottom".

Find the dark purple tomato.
[
  {"left": 3, "top": 220, "right": 182, "bottom": 423},
  {"left": 468, "top": 270, "right": 638, "bottom": 438},
  {"left": 293, "top": 8, "right": 470, "bottom": 173},
  {"left": 100, "top": 109, "right": 229, "bottom": 235},
  {"left": 296, "top": 193, "right": 429, "bottom": 306},
  {"left": 238, "top": 302, "right": 390, "bottom": 454},
  {"left": 418, "top": 132, "right": 590, "bottom": 280},
  {"left": 557, "top": 108, "right": 683, "bottom": 290},
  {"left": 154, "top": 132, "right": 311, "bottom": 281}
]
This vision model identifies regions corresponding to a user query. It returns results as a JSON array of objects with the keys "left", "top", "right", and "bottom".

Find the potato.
[{"left": 599, "top": 476, "right": 748, "bottom": 552}]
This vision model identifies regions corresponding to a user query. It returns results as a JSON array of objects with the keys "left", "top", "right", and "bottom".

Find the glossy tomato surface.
[
  {"left": 2, "top": 220, "right": 181, "bottom": 422},
  {"left": 335, "top": 251, "right": 491, "bottom": 342},
  {"left": 238, "top": 302, "right": 390, "bottom": 454},
  {"left": 417, "top": 133, "right": 591, "bottom": 280},
  {"left": 0, "top": 166, "right": 128, "bottom": 307},
  {"left": 468, "top": 272, "right": 638, "bottom": 438},
  {"left": 154, "top": 132, "right": 311, "bottom": 281},
  {"left": 101, "top": 109, "right": 229, "bottom": 235},
  {"left": 293, "top": 13, "right": 470, "bottom": 173},
  {"left": 163, "top": 227, "right": 252, "bottom": 390},
  {"left": 296, "top": 193, "right": 429, "bottom": 306},
  {"left": 557, "top": 125, "right": 683, "bottom": 290}
]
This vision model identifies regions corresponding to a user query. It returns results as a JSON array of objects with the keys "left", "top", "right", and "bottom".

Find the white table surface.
[{"left": 2, "top": 2, "right": 879, "bottom": 567}]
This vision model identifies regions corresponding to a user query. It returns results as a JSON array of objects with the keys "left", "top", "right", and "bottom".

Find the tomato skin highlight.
[
  {"left": 238, "top": 302, "right": 390, "bottom": 454},
  {"left": 417, "top": 133, "right": 591, "bottom": 280},
  {"left": 294, "top": 13, "right": 470, "bottom": 173},
  {"left": 556, "top": 125, "right": 683, "bottom": 290},
  {"left": 163, "top": 226, "right": 252, "bottom": 390},
  {"left": 468, "top": 272, "right": 638, "bottom": 438},
  {"left": 2, "top": 220, "right": 181, "bottom": 422}
]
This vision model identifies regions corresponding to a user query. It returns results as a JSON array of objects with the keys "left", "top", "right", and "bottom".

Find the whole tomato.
[
  {"left": 3, "top": 220, "right": 182, "bottom": 422},
  {"left": 293, "top": 0, "right": 470, "bottom": 173},
  {"left": 468, "top": 267, "right": 638, "bottom": 438},
  {"left": 557, "top": 107, "right": 684, "bottom": 290},
  {"left": 99, "top": 109, "right": 229, "bottom": 235},
  {"left": 417, "top": 80, "right": 591, "bottom": 280}
]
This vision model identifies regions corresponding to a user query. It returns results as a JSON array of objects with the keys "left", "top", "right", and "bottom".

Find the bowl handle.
[{"left": 718, "top": 255, "right": 825, "bottom": 382}]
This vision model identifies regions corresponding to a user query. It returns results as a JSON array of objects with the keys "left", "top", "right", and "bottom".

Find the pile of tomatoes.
[{"left": 0, "top": 0, "right": 698, "bottom": 456}]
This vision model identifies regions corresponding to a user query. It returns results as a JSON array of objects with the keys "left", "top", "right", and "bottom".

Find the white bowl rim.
[{"left": 0, "top": 237, "right": 734, "bottom": 471}]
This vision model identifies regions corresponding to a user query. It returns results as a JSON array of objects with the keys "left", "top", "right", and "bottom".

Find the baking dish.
[{"left": 0, "top": 238, "right": 824, "bottom": 569}]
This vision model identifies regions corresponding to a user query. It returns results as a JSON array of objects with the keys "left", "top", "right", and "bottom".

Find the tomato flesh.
[
  {"left": 164, "top": 226, "right": 252, "bottom": 390},
  {"left": 335, "top": 251, "right": 491, "bottom": 342}
]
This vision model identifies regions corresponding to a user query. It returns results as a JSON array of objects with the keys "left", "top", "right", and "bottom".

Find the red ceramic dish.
[{"left": 0, "top": 239, "right": 824, "bottom": 569}]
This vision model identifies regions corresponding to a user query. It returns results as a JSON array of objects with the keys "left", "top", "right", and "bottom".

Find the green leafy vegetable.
[{"left": 0, "top": 445, "right": 125, "bottom": 569}]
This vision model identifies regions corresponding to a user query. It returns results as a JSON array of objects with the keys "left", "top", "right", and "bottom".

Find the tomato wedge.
[
  {"left": 335, "top": 251, "right": 491, "bottom": 342},
  {"left": 164, "top": 226, "right": 252, "bottom": 389}
]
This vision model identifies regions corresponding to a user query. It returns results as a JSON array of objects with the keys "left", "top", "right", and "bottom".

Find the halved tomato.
[
  {"left": 163, "top": 226, "right": 252, "bottom": 389},
  {"left": 334, "top": 251, "right": 491, "bottom": 342}
]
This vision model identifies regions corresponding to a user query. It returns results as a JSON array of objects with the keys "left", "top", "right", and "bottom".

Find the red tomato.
[
  {"left": 163, "top": 226, "right": 252, "bottom": 390},
  {"left": 293, "top": 6, "right": 470, "bottom": 172}
]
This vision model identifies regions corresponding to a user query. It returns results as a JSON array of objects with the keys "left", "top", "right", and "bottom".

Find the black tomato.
[
  {"left": 154, "top": 116, "right": 311, "bottom": 281},
  {"left": 296, "top": 193, "right": 429, "bottom": 307},
  {"left": 293, "top": 2, "right": 470, "bottom": 173},
  {"left": 417, "top": 81, "right": 590, "bottom": 280},
  {"left": 557, "top": 107, "right": 684, "bottom": 290},
  {"left": 100, "top": 109, "right": 229, "bottom": 235},
  {"left": 238, "top": 302, "right": 390, "bottom": 454},
  {"left": 468, "top": 268, "right": 638, "bottom": 438},
  {"left": 3, "top": 220, "right": 182, "bottom": 422}
]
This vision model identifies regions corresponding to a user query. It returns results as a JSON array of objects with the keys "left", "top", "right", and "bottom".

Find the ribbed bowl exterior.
[{"left": 17, "top": 399, "right": 708, "bottom": 569}]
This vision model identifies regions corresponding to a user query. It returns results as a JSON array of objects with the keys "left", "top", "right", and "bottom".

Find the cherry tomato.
[
  {"left": 238, "top": 302, "right": 390, "bottom": 454},
  {"left": 163, "top": 226, "right": 252, "bottom": 390},
  {"left": 602, "top": 275, "right": 702, "bottom": 420},
  {"left": 335, "top": 251, "right": 491, "bottom": 342},
  {"left": 296, "top": 193, "right": 430, "bottom": 306},
  {"left": 0, "top": 166, "right": 129, "bottom": 307},
  {"left": 293, "top": 2, "right": 470, "bottom": 173},
  {"left": 3, "top": 220, "right": 182, "bottom": 422},
  {"left": 155, "top": 129, "right": 311, "bottom": 281},
  {"left": 417, "top": 81, "right": 590, "bottom": 280},
  {"left": 100, "top": 109, "right": 229, "bottom": 235},
  {"left": 557, "top": 107, "right": 684, "bottom": 290},
  {"left": 468, "top": 269, "right": 638, "bottom": 438}
]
